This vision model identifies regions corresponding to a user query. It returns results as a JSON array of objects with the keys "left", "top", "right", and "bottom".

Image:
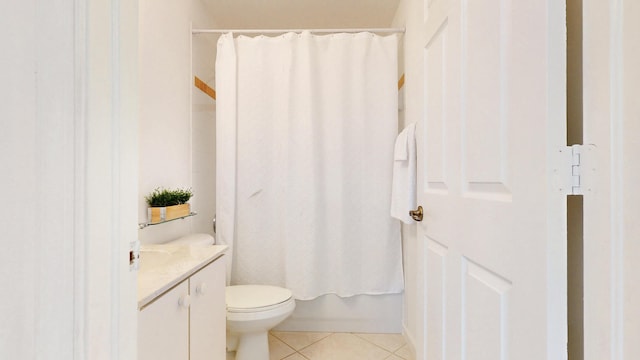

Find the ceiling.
[{"left": 201, "top": 0, "right": 401, "bottom": 30}]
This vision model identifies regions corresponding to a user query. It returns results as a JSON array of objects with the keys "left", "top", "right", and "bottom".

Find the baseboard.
[{"left": 402, "top": 323, "right": 417, "bottom": 359}]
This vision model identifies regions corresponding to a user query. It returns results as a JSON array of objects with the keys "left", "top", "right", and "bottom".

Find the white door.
[
  {"left": 0, "top": 0, "right": 138, "bottom": 358},
  {"left": 415, "top": 0, "right": 567, "bottom": 358}
]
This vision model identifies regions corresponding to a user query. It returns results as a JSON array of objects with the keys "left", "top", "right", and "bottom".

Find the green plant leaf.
[{"left": 145, "top": 187, "right": 193, "bottom": 207}]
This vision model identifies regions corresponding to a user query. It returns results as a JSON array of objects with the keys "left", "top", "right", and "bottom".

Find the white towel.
[{"left": 390, "top": 123, "right": 417, "bottom": 224}]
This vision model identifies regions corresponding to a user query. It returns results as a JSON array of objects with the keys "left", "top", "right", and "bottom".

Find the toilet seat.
[{"left": 226, "top": 285, "right": 293, "bottom": 313}]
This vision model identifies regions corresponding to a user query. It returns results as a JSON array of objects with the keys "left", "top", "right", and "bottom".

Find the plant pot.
[{"left": 148, "top": 203, "right": 191, "bottom": 224}]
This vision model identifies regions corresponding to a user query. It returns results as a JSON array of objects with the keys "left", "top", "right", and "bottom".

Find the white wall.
[
  {"left": 139, "top": 0, "right": 218, "bottom": 244},
  {"left": 191, "top": 28, "right": 219, "bottom": 237}
]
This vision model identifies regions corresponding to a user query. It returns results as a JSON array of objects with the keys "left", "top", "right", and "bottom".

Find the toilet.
[
  {"left": 168, "top": 233, "right": 296, "bottom": 360},
  {"left": 226, "top": 285, "right": 296, "bottom": 360}
]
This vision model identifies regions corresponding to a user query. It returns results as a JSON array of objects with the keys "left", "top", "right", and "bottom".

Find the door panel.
[
  {"left": 462, "top": 258, "right": 511, "bottom": 360},
  {"left": 426, "top": 238, "right": 447, "bottom": 359},
  {"left": 416, "top": 0, "right": 567, "bottom": 358},
  {"left": 461, "top": 0, "right": 511, "bottom": 200},
  {"left": 424, "top": 20, "right": 449, "bottom": 194}
]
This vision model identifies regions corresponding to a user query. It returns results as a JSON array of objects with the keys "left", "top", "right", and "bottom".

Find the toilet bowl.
[
  {"left": 226, "top": 285, "right": 296, "bottom": 360},
  {"left": 167, "top": 234, "right": 295, "bottom": 360}
]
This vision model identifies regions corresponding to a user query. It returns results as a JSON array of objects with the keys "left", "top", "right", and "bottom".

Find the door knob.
[{"left": 409, "top": 206, "right": 423, "bottom": 222}]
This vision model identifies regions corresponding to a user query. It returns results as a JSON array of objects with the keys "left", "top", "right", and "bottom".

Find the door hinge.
[
  {"left": 129, "top": 240, "right": 140, "bottom": 271},
  {"left": 554, "top": 144, "right": 596, "bottom": 195}
]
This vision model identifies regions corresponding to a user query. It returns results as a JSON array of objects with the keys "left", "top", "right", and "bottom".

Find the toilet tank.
[{"left": 168, "top": 233, "right": 215, "bottom": 246}]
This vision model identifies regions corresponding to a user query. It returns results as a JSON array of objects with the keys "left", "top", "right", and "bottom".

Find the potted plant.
[{"left": 145, "top": 187, "right": 193, "bottom": 224}]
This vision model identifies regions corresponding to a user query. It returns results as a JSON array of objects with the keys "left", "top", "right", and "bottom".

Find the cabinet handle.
[
  {"left": 196, "top": 283, "right": 207, "bottom": 295},
  {"left": 179, "top": 294, "right": 191, "bottom": 308}
]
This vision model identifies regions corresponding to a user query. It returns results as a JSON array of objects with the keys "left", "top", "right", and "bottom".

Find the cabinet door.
[
  {"left": 138, "top": 281, "right": 190, "bottom": 360},
  {"left": 190, "top": 256, "right": 226, "bottom": 360}
]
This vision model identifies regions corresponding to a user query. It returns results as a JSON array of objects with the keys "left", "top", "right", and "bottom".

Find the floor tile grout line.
[
  {"left": 356, "top": 335, "right": 395, "bottom": 360},
  {"left": 269, "top": 331, "right": 303, "bottom": 354},
  {"left": 270, "top": 331, "right": 411, "bottom": 360},
  {"left": 296, "top": 333, "right": 336, "bottom": 355},
  {"left": 268, "top": 333, "right": 297, "bottom": 360},
  {"left": 280, "top": 350, "right": 311, "bottom": 360},
  {"left": 389, "top": 351, "right": 408, "bottom": 360},
  {"left": 271, "top": 331, "right": 335, "bottom": 353},
  {"left": 391, "top": 344, "right": 411, "bottom": 360},
  {"left": 311, "top": 332, "right": 392, "bottom": 359},
  {"left": 351, "top": 332, "right": 407, "bottom": 354}
]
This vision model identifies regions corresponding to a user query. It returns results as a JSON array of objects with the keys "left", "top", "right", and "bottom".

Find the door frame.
[
  {"left": 583, "top": 0, "right": 639, "bottom": 358},
  {"left": 76, "top": 0, "right": 138, "bottom": 357}
]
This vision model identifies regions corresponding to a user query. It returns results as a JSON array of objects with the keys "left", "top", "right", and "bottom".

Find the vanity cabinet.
[
  {"left": 139, "top": 281, "right": 189, "bottom": 360},
  {"left": 138, "top": 256, "right": 226, "bottom": 360},
  {"left": 189, "top": 256, "right": 226, "bottom": 360}
]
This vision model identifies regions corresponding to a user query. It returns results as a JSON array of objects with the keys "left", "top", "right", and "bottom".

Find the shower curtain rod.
[{"left": 192, "top": 27, "right": 405, "bottom": 35}]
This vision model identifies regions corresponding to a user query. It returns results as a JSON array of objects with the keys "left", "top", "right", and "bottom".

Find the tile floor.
[{"left": 226, "top": 331, "right": 415, "bottom": 360}]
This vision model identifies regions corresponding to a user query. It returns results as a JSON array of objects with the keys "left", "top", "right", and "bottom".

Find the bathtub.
[{"left": 274, "top": 292, "right": 403, "bottom": 334}]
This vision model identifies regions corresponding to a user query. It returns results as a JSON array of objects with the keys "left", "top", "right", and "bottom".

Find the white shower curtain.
[{"left": 216, "top": 32, "right": 403, "bottom": 300}]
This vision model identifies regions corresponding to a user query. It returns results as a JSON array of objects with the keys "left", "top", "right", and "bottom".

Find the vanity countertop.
[{"left": 137, "top": 244, "right": 228, "bottom": 309}]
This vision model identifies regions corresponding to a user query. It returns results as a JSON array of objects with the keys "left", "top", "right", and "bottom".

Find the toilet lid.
[{"left": 226, "top": 285, "right": 293, "bottom": 312}]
